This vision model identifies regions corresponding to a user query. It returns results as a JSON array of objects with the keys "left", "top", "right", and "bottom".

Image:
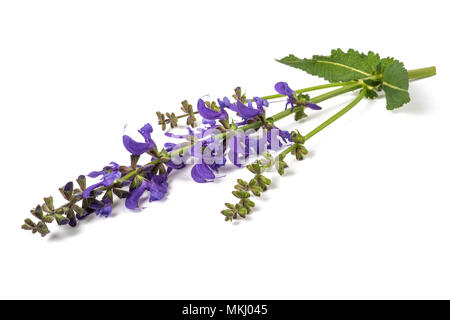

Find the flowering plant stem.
[
  {"left": 121, "top": 66, "right": 432, "bottom": 183},
  {"left": 22, "top": 49, "right": 436, "bottom": 237}
]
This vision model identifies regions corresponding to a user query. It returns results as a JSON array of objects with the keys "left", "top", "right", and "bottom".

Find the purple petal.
[
  {"left": 82, "top": 181, "right": 103, "bottom": 198},
  {"left": 197, "top": 99, "right": 228, "bottom": 120},
  {"left": 138, "top": 123, "right": 153, "bottom": 142},
  {"left": 109, "top": 162, "right": 120, "bottom": 170},
  {"left": 275, "top": 82, "right": 295, "bottom": 97},
  {"left": 164, "top": 142, "right": 177, "bottom": 152},
  {"left": 164, "top": 131, "right": 188, "bottom": 139},
  {"left": 202, "top": 118, "right": 217, "bottom": 126},
  {"left": 236, "top": 101, "right": 262, "bottom": 119},
  {"left": 253, "top": 97, "right": 268, "bottom": 108},
  {"left": 87, "top": 171, "right": 102, "bottom": 178},
  {"left": 191, "top": 163, "right": 215, "bottom": 183},
  {"left": 96, "top": 198, "right": 112, "bottom": 217},
  {"left": 148, "top": 175, "right": 169, "bottom": 202},
  {"left": 218, "top": 97, "right": 232, "bottom": 110},
  {"left": 123, "top": 135, "right": 154, "bottom": 155},
  {"left": 102, "top": 171, "right": 121, "bottom": 186},
  {"left": 125, "top": 181, "right": 149, "bottom": 209},
  {"left": 167, "top": 160, "right": 185, "bottom": 170},
  {"left": 307, "top": 103, "right": 322, "bottom": 110},
  {"left": 279, "top": 130, "right": 292, "bottom": 143}
]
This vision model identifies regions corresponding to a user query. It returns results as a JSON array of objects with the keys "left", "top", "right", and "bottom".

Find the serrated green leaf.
[
  {"left": 381, "top": 59, "right": 410, "bottom": 109},
  {"left": 277, "top": 49, "right": 380, "bottom": 82}
]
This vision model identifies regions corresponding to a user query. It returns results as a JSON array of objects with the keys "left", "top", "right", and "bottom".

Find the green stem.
[
  {"left": 304, "top": 88, "right": 367, "bottom": 141},
  {"left": 407, "top": 66, "right": 436, "bottom": 81}
]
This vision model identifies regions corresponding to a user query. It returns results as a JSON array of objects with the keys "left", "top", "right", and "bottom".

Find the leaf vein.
[{"left": 316, "top": 60, "right": 371, "bottom": 77}]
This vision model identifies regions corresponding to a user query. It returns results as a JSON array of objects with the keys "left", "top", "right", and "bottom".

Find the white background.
[{"left": 0, "top": 0, "right": 448, "bottom": 299}]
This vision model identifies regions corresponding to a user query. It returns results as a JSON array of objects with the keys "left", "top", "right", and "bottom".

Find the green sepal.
[
  {"left": 55, "top": 214, "right": 70, "bottom": 226},
  {"left": 258, "top": 175, "right": 271, "bottom": 186},
  {"left": 290, "top": 130, "right": 306, "bottom": 144},
  {"left": 241, "top": 198, "right": 255, "bottom": 208},
  {"left": 365, "top": 90, "right": 378, "bottom": 99},
  {"left": 247, "top": 163, "right": 261, "bottom": 174},
  {"left": 21, "top": 223, "right": 33, "bottom": 231},
  {"left": 66, "top": 209, "right": 77, "bottom": 228},
  {"left": 130, "top": 155, "right": 140, "bottom": 170},
  {"left": 250, "top": 184, "right": 262, "bottom": 197},
  {"left": 24, "top": 218, "right": 36, "bottom": 228},
  {"left": 72, "top": 204, "right": 85, "bottom": 217},
  {"left": 156, "top": 111, "right": 166, "bottom": 131},
  {"left": 131, "top": 175, "right": 144, "bottom": 189},
  {"left": 276, "top": 160, "right": 288, "bottom": 176},
  {"left": 31, "top": 205, "right": 44, "bottom": 220},
  {"left": 225, "top": 203, "right": 235, "bottom": 210},
  {"left": 113, "top": 189, "right": 129, "bottom": 199},
  {"left": 232, "top": 190, "right": 251, "bottom": 199},
  {"left": 76, "top": 175, "right": 87, "bottom": 191},
  {"left": 42, "top": 204, "right": 52, "bottom": 214},
  {"left": 43, "top": 196, "right": 54, "bottom": 211},
  {"left": 42, "top": 215, "right": 54, "bottom": 223},
  {"left": 36, "top": 222, "right": 50, "bottom": 237},
  {"left": 235, "top": 204, "right": 248, "bottom": 218},
  {"left": 221, "top": 209, "right": 234, "bottom": 217},
  {"left": 59, "top": 182, "right": 73, "bottom": 200},
  {"left": 294, "top": 108, "right": 307, "bottom": 121}
]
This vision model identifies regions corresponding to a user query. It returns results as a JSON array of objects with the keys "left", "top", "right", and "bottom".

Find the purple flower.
[
  {"left": 275, "top": 82, "right": 322, "bottom": 112},
  {"left": 254, "top": 96, "right": 269, "bottom": 108},
  {"left": 274, "top": 82, "right": 295, "bottom": 96},
  {"left": 83, "top": 162, "right": 122, "bottom": 198},
  {"left": 123, "top": 123, "right": 156, "bottom": 155},
  {"left": 266, "top": 128, "right": 292, "bottom": 151},
  {"left": 218, "top": 97, "right": 239, "bottom": 113},
  {"left": 164, "top": 142, "right": 178, "bottom": 152},
  {"left": 197, "top": 99, "right": 228, "bottom": 122},
  {"left": 148, "top": 175, "right": 169, "bottom": 202},
  {"left": 275, "top": 82, "right": 297, "bottom": 110},
  {"left": 125, "top": 174, "right": 169, "bottom": 209},
  {"left": 189, "top": 140, "right": 226, "bottom": 183},
  {"left": 191, "top": 163, "right": 216, "bottom": 183},
  {"left": 125, "top": 180, "right": 149, "bottom": 209},
  {"left": 89, "top": 197, "right": 113, "bottom": 217},
  {"left": 236, "top": 99, "right": 266, "bottom": 120}
]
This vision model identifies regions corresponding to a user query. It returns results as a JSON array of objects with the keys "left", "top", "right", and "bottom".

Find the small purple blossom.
[
  {"left": 218, "top": 97, "right": 239, "bottom": 113},
  {"left": 123, "top": 123, "right": 156, "bottom": 155},
  {"left": 275, "top": 81, "right": 297, "bottom": 110},
  {"left": 91, "top": 197, "right": 113, "bottom": 217},
  {"left": 197, "top": 99, "right": 228, "bottom": 122},
  {"left": 266, "top": 128, "right": 292, "bottom": 151},
  {"left": 275, "top": 82, "right": 322, "bottom": 111},
  {"left": 82, "top": 162, "right": 122, "bottom": 198},
  {"left": 125, "top": 174, "right": 169, "bottom": 209},
  {"left": 236, "top": 99, "right": 265, "bottom": 120},
  {"left": 189, "top": 139, "right": 226, "bottom": 183}
]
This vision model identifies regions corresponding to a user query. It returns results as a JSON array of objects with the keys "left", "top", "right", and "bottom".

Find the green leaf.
[
  {"left": 277, "top": 49, "right": 380, "bottom": 82},
  {"left": 380, "top": 58, "right": 410, "bottom": 109}
]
